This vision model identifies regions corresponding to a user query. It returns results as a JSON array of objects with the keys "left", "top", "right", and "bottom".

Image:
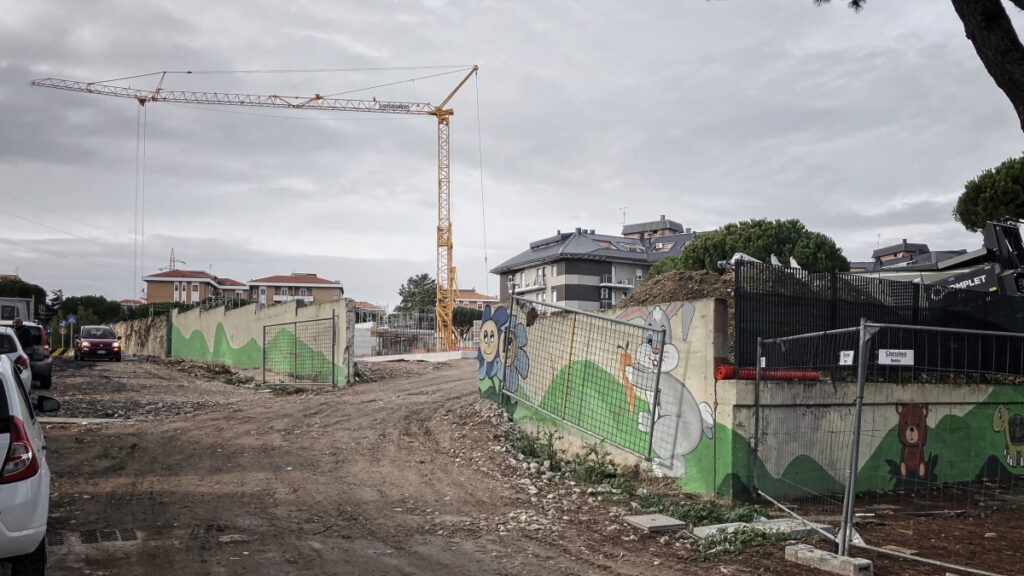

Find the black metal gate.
[{"left": 262, "top": 315, "right": 337, "bottom": 385}]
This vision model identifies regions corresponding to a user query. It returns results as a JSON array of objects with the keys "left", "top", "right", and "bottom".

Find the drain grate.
[
  {"left": 77, "top": 528, "right": 140, "bottom": 545},
  {"left": 47, "top": 530, "right": 65, "bottom": 546}
]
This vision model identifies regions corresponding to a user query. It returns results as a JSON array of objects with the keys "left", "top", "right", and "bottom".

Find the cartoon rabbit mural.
[{"left": 619, "top": 303, "right": 714, "bottom": 477}]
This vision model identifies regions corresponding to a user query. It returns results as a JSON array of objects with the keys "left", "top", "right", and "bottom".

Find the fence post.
[
  {"left": 645, "top": 327, "right": 667, "bottom": 462},
  {"left": 733, "top": 260, "right": 742, "bottom": 378},
  {"left": 331, "top": 310, "right": 338, "bottom": 387},
  {"left": 262, "top": 326, "right": 267, "bottom": 384},
  {"left": 752, "top": 337, "right": 762, "bottom": 492},
  {"left": 292, "top": 321, "right": 298, "bottom": 382},
  {"left": 838, "top": 318, "right": 871, "bottom": 556},
  {"left": 560, "top": 313, "right": 578, "bottom": 420}
]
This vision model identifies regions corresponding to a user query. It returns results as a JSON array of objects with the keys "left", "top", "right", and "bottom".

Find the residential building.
[
  {"left": 455, "top": 288, "right": 500, "bottom": 310},
  {"left": 118, "top": 298, "right": 146, "bottom": 309},
  {"left": 142, "top": 270, "right": 248, "bottom": 305},
  {"left": 491, "top": 216, "right": 696, "bottom": 312},
  {"left": 0, "top": 274, "right": 19, "bottom": 282},
  {"left": 249, "top": 273, "right": 344, "bottom": 307}
]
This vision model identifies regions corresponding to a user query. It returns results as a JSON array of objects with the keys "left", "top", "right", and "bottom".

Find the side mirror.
[{"left": 35, "top": 395, "right": 60, "bottom": 414}]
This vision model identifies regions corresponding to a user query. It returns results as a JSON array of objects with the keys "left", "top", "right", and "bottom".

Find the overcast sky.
[{"left": 2, "top": 1, "right": 1022, "bottom": 305}]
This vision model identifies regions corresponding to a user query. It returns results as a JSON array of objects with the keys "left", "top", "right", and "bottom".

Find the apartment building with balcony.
[
  {"left": 143, "top": 269, "right": 248, "bottom": 305},
  {"left": 249, "top": 273, "right": 344, "bottom": 307},
  {"left": 492, "top": 216, "right": 697, "bottom": 311}
]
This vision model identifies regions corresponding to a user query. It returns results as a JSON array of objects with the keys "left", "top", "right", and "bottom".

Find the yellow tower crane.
[{"left": 32, "top": 67, "right": 479, "bottom": 351}]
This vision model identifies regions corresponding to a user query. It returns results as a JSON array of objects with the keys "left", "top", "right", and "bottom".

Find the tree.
[
  {"left": 816, "top": 0, "right": 1024, "bottom": 133},
  {"left": 395, "top": 273, "right": 437, "bottom": 313},
  {"left": 452, "top": 306, "right": 483, "bottom": 341},
  {"left": 649, "top": 219, "right": 849, "bottom": 276},
  {"left": 0, "top": 277, "right": 47, "bottom": 317},
  {"left": 953, "top": 154, "right": 1024, "bottom": 232},
  {"left": 60, "top": 295, "right": 123, "bottom": 324}
]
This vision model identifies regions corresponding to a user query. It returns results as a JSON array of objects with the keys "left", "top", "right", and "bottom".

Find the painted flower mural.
[
  {"left": 477, "top": 305, "right": 508, "bottom": 381},
  {"left": 500, "top": 320, "right": 530, "bottom": 393}
]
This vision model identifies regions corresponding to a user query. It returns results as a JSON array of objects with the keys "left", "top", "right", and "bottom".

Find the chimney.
[
  {"left": 902, "top": 238, "right": 907, "bottom": 244},
  {"left": 575, "top": 227, "right": 582, "bottom": 234},
  {"left": 660, "top": 214, "right": 666, "bottom": 220}
]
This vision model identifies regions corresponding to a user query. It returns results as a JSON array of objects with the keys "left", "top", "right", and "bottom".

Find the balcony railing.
[
  {"left": 512, "top": 277, "right": 546, "bottom": 292},
  {"left": 272, "top": 295, "right": 315, "bottom": 303},
  {"left": 599, "top": 300, "right": 614, "bottom": 310},
  {"left": 599, "top": 275, "right": 640, "bottom": 287}
]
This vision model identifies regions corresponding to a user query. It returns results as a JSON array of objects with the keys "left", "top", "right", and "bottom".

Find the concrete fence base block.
[{"left": 785, "top": 544, "right": 873, "bottom": 576}]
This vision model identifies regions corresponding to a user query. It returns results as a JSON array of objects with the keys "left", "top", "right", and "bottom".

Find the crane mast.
[{"left": 32, "top": 67, "right": 479, "bottom": 351}]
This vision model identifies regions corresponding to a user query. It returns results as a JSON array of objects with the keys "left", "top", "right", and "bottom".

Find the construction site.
[{"left": 7, "top": 3, "right": 1024, "bottom": 576}]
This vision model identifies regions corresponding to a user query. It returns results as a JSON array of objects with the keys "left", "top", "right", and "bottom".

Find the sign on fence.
[
  {"left": 878, "top": 349, "right": 914, "bottom": 365},
  {"left": 838, "top": 350, "right": 855, "bottom": 366}
]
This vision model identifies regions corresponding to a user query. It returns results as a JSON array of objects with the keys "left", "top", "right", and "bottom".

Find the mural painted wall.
[
  {"left": 171, "top": 299, "right": 353, "bottom": 386},
  {"left": 478, "top": 299, "right": 720, "bottom": 482},
  {"left": 479, "top": 297, "right": 1024, "bottom": 500}
]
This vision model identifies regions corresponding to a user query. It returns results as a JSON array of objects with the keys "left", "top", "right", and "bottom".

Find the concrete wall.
[
  {"left": 110, "top": 315, "right": 169, "bottom": 357},
  {"left": 478, "top": 298, "right": 1024, "bottom": 499},
  {"left": 171, "top": 299, "right": 353, "bottom": 385}
]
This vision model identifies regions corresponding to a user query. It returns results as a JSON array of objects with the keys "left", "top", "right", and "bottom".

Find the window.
[
  {"left": 281, "top": 287, "right": 290, "bottom": 296},
  {"left": 600, "top": 288, "right": 610, "bottom": 299},
  {"left": 551, "top": 290, "right": 558, "bottom": 303},
  {"left": 299, "top": 288, "right": 308, "bottom": 297},
  {"left": 636, "top": 269, "right": 644, "bottom": 280},
  {"left": 551, "top": 264, "right": 558, "bottom": 277}
]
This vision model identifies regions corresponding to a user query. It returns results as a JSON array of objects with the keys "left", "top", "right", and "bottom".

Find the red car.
[{"left": 73, "top": 325, "right": 122, "bottom": 361}]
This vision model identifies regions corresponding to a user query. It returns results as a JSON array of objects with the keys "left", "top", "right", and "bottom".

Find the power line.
[
  {"left": 0, "top": 237, "right": 133, "bottom": 273},
  {"left": 0, "top": 190, "right": 132, "bottom": 240},
  {"left": 4, "top": 209, "right": 129, "bottom": 247}
]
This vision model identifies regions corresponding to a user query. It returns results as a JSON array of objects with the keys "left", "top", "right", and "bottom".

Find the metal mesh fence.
[
  {"left": 263, "top": 316, "right": 337, "bottom": 385},
  {"left": 371, "top": 312, "right": 436, "bottom": 355},
  {"left": 735, "top": 261, "right": 1024, "bottom": 370},
  {"left": 501, "top": 296, "right": 665, "bottom": 459},
  {"left": 754, "top": 322, "right": 1024, "bottom": 574}
]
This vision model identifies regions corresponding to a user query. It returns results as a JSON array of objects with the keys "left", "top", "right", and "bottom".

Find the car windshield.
[{"left": 82, "top": 327, "right": 116, "bottom": 339}]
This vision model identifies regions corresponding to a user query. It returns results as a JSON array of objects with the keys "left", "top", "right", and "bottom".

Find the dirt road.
[{"left": 43, "top": 358, "right": 725, "bottom": 575}]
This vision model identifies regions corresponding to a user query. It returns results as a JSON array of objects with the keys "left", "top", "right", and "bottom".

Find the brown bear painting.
[{"left": 896, "top": 403, "right": 929, "bottom": 479}]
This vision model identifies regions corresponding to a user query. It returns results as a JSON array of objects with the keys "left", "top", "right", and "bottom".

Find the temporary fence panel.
[
  {"left": 500, "top": 296, "right": 665, "bottom": 460},
  {"left": 262, "top": 315, "right": 337, "bottom": 385},
  {"left": 735, "top": 261, "right": 1024, "bottom": 371},
  {"left": 754, "top": 321, "right": 1024, "bottom": 575}
]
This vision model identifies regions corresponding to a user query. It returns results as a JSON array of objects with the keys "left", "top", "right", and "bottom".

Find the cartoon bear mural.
[
  {"left": 993, "top": 405, "right": 1024, "bottom": 468},
  {"left": 620, "top": 304, "right": 714, "bottom": 477},
  {"left": 896, "top": 403, "right": 929, "bottom": 479}
]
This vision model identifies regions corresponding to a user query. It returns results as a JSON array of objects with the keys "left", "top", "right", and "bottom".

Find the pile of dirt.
[
  {"left": 152, "top": 357, "right": 256, "bottom": 387},
  {"left": 616, "top": 270, "right": 734, "bottom": 308}
]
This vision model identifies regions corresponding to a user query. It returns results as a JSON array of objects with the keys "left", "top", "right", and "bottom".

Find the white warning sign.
[{"left": 878, "top": 349, "right": 914, "bottom": 365}]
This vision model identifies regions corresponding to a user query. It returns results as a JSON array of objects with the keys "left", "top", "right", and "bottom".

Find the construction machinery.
[{"left": 32, "top": 67, "right": 479, "bottom": 350}]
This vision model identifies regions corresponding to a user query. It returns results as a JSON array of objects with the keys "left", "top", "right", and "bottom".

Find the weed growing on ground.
[
  {"left": 570, "top": 442, "right": 618, "bottom": 484},
  {"left": 686, "top": 526, "right": 789, "bottom": 562},
  {"left": 510, "top": 429, "right": 564, "bottom": 471}
]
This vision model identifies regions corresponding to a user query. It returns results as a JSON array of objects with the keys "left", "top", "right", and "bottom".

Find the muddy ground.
[{"left": 33, "top": 357, "right": 1021, "bottom": 575}]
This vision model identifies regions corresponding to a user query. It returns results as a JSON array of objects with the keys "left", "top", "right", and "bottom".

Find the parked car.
[
  {"left": 0, "top": 354, "right": 60, "bottom": 575},
  {"left": 0, "top": 328, "right": 32, "bottom": 397},
  {"left": 0, "top": 322, "right": 50, "bottom": 389},
  {"left": 73, "top": 325, "right": 122, "bottom": 362}
]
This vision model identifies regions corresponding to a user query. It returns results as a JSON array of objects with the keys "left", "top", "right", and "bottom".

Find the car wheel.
[
  {"left": 9, "top": 538, "right": 46, "bottom": 576},
  {"left": 38, "top": 374, "right": 52, "bottom": 389},
  {"left": 73, "top": 353, "right": 79, "bottom": 361}
]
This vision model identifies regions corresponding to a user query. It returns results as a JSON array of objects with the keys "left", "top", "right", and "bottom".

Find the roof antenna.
[
  {"left": 620, "top": 207, "right": 628, "bottom": 226},
  {"left": 875, "top": 234, "right": 881, "bottom": 248}
]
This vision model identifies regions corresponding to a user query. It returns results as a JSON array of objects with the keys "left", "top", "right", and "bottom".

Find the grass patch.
[
  {"left": 510, "top": 429, "right": 564, "bottom": 472},
  {"left": 686, "top": 525, "right": 789, "bottom": 562},
  {"left": 570, "top": 442, "right": 618, "bottom": 484}
]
